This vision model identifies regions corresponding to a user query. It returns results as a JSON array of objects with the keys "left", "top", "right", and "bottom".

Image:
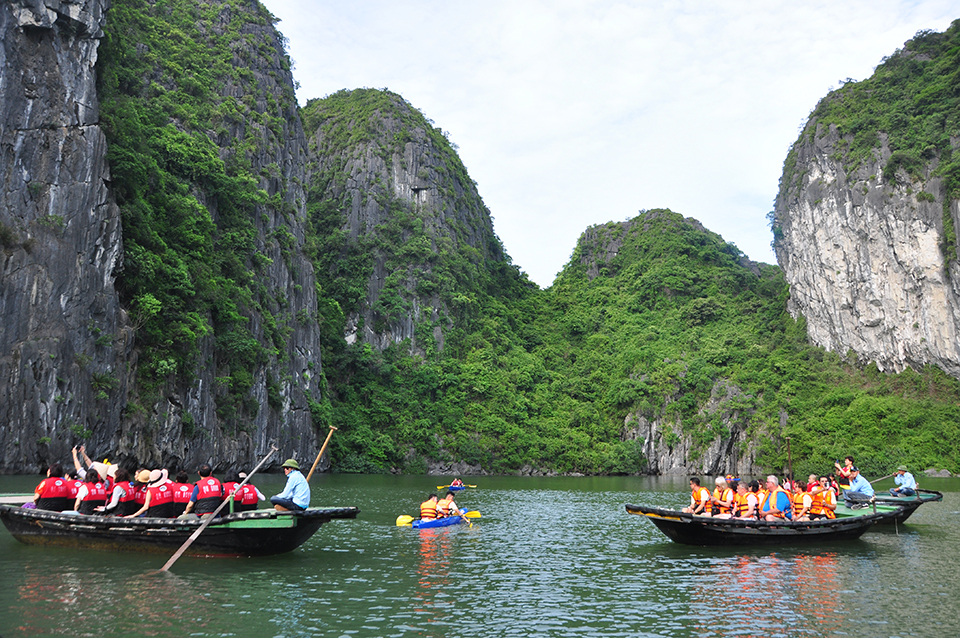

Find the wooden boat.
[
  {"left": 0, "top": 504, "right": 359, "bottom": 556},
  {"left": 625, "top": 503, "right": 901, "bottom": 546},
  {"left": 869, "top": 488, "right": 943, "bottom": 523}
]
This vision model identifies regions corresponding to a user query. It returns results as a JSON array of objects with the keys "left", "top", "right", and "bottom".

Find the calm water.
[{"left": 1, "top": 474, "right": 959, "bottom": 638}]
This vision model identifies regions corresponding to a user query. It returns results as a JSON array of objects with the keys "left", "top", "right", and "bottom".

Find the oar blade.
[
  {"left": 396, "top": 515, "right": 414, "bottom": 526},
  {"left": 464, "top": 511, "right": 481, "bottom": 518}
]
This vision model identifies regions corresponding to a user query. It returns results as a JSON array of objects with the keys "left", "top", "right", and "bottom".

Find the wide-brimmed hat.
[
  {"left": 136, "top": 469, "right": 151, "bottom": 483},
  {"left": 897, "top": 465, "right": 908, "bottom": 472},
  {"left": 106, "top": 464, "right": 118, "bottom": 479},
  {"left": 148, "top": 468, "right": 169, "bottom": 486},
  {"left": 89, "top": 461, "right": 110, "bottom": 481},
  {"left": 281, "top": 459, "right": 300, "bottom": 470}
]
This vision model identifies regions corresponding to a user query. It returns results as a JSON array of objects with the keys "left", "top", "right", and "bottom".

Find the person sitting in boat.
[
  {"left": 710, "top": 477, "right": 734, "bottom": 517},
  {"left": 97, "top": 468, "right": 139, "bottom": 516},
  {"left": 182, "top": 464, "right": 225, "bottom": 518},
  {"left": 71, "top": 445, "right": 115, "bottom": 489},
  {"left": 73, "top": 468, "right": 108, "bottom": 515},
  {"left": 682, "top": 478, "right": 713, "bottom": 516},
  {"left": 437, "top": 491, "right": 463, "bottom": 518},
  {"left": 33, "top": 463, "right": 72, "bottom": 512},
  {"left": 270, "top": 459, "right": 310, "bottom": 512},
  {"left": 759, "top": 475, "right": 792, "bottom": 521},
  {"left": 170, "top": 471, "right": 193, "bottom": 516},
  {"left": 843, "top": 466, "right": 875, "bottom": 507},
  {"left": 890, "top": 465, "right": 917, "bottom": 497},
  {"left": 222, "top": 470, "right": 245, "bottom": 514},
  {"left": 733, "top": 481, "right": 759, "bottom": 519},
  {"left": 791, "top": 480, "right": 813, "bottom": 521},
  {"left": 450, "top": 478, "right": 464, "bottom": 488},
  {"left": 808, "top": 476, "right": 837, "bottom": 519},
  {"left": 126, "top": 469, "right": 175, "bottom": 518},
  {"left": 420, "top": 494, "right": 439, "bottom": 520},
  {"left": 235, "top": 471, "right": 266, "bottom": 512},
  {"left": 806, "top": 474, "right": 819, "bottom": 492}
]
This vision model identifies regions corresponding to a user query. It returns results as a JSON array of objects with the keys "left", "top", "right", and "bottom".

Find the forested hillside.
[{"left": 3, "top": 0, "right": 957, "bottom": 476}]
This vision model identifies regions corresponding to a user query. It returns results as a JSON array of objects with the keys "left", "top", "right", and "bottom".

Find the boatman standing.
[
  {"left": 890, "top": 465, "right": 917, "bottom": 497},
  {"left": 271, "top": 459, "right": 310, "bottom": 511}
]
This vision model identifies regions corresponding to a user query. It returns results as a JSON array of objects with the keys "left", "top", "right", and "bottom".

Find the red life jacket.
[
  {"left": 134, "top": 484, "right": 147, "bottom": 505},
  {"left": 194, "top": 477, "right": 223, "bottom": 515},
  {"left": 146, "top": 483, "right": 175, "bottom": 517},
  {"left": 78, "top": 482, "right": 107, "bottom": 514},
  {"left": 35, "top": 478, "right": 72, "bottom": 511},
  {"left": 171, "top": 482, "right": 193, "bottom": 504},
  {"left": 68, "top": 479, "right": 83, "bottom": 499},
  {"left": 222, "top": 481, "right": 243, "bottom": 502},
  {"left": 239, "top": 484, "right": 260, "bottom": 506}
]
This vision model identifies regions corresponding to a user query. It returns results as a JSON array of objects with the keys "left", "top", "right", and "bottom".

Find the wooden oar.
[
  {"left": 159, "top": 445, "right": 278, "bottom": 572},
  {"left": 870, "top": 472, "right": 897, "bottom": 484},
  {"left": 306, "top": 426, "right": 338, "bottom": 482}
]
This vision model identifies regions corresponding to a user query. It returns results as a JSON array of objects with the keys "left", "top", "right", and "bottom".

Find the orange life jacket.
[
  {"left": 760, "top": 487, "right": 790, "bottom": 518},
  {"left": 792, "top": 492, "right": 811, "bottom": 518},
  {"left": 691, "top": 487, "right": 710, "bottom": 512},
  {"left": 813, "top": 488, "right": 837, "bottom": 519},
  {"left": 713, "top": 487, "right": 734, "bottom": 515},
  {"left": 420, "top": 499, "right": 438, "bottom": 520},
  {"left": 734, "top": 492, "right": 755, "bottom": 518},
  {"left": 436, "top": 497, "right": 456, "bottom": 518}
]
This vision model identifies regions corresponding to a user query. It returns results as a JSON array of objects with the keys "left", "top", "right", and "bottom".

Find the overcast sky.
[{"left": 261, "top": 1, "right": 958, "bottom": 288}]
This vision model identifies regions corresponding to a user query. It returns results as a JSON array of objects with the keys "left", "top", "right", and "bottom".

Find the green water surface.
[{"left": 1, "top": 474, "right": 958, "bottom": 637}]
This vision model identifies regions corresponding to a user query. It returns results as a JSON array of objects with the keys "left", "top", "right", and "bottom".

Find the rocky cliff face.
[
  {"left": 0, "top": 0, "right": 328, "bottom": 473},
  {"left": 773, "top": 24, "right": 960, "bottom": 379},
  {"left": 774, "top": 125, "right": 960, "bottom": 376},
  {"left": 302, "top": 90, "right": 511, "bottom": 354},
  {"left": 0, "top": 0, "right": 130, "bottom": 472}
]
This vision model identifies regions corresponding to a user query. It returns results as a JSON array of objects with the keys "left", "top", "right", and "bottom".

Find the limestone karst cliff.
[
  {"left": 0, "top": 0, "right": 129, "bottom": 472},
  {"left": 773, "top": 21, "right": 960, "bottom": 379}
]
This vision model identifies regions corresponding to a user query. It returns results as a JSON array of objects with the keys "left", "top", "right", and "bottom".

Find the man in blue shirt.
[
  {"left": 271, "top": 459, "right": 310, "bottom": 511},
  {"left": 844, "top": 466, "right": 875, "bottom": 507},
  {"left": 890, "top": 465, "right": 917, "bottom": 497}
]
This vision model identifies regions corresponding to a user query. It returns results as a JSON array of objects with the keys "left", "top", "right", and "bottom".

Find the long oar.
[
  {"left": 870, "top": 472, "right": 897, "bottom": 484},
  {"left": 306, "top": 426, "right": 337, "bottom": 482},
  {"left": 159, "top": 446, "right": 278, "bottom": 572}
]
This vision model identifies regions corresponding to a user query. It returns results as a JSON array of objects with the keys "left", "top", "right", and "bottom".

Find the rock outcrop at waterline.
[{"left": 773, "top": 23, "right": 960, "bottom": 379}]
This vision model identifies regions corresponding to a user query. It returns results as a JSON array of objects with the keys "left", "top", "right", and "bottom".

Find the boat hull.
[
  {"left": 410, "top": 512, "right": 472, "bottom": 529},
  {"left": 0, "top": 505, "right": 359, "bottom": 556},
  {"left": 870, "top": 489, "right": 943, "bottom": 523},
  {"left": 625, "top": 503, "right": 897, "bottom": 546}
]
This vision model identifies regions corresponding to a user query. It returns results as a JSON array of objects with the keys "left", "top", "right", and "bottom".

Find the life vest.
[
  {"left": 146, "top": 483, "right": 175, "bottom": 517},
  {"left": 239, "top": 484, "right": 260, "bottom": 506},
  {"left": 223, "top": 481, "right": 243, "bottom": 502},
  {"left": 35, "top": 478, "right": 72, "bottom": 511},
  {"left": 78, "top": 482, "right": 107, "bottom": 515},
  {"left": 437, "top": 498, "right": 456, "bottom": 518},
  {"left": 734, "top": 492, "right": 754, "bottom": 517},
  {"left": 760, "top": 487, "right": 791, "bottom": 519},
  {"left": 194, "top": 477, "right": 223, "bottom": 515},
  {"left": 691, "top": 487, "right": 711, "bottom": 512},
  {"left": 109, "top": 481, "right": 139, "bottom": 516},
  {"left": 792, "top": 492, "right": 811, "bottom": 518},
  {"left": 171, "top": 482, "right": 193, "bottom": 504},
  {"left": 68, "top": 479, "right": 83, "bottom": 499},
  {"left": 420, "top": 499, "right": 438, "bottom": 520},
  {"left": 713, "top": 487, "right": 734, "bottom": 515},
  {"left": 814, "top": 488, "right": 837, "bottom": 519},
  {"left": 134, "top": 484, "right": 147, "bottom": 505}
]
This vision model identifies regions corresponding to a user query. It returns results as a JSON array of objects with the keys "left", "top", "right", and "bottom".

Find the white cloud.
[{"left": 263, "top": 0, "right": 958, "bottom": 286}]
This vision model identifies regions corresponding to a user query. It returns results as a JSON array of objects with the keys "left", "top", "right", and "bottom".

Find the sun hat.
[
  {"left": 897, "top": 465, "right": 908, "bottom": 471},
  {"left": 106, "top": 464, "right": 118, "bottom": 479},
  {"left": 281, "top": 459, "right": 300, "bottom": 470},
  {"left": 89, "top": 461, "right": 110, "bottom": 481},
  {"left": 136, "top": 469, "right": 152, "bottom": 483},
  {"left": 148, "top": 469, "right": 169, "bottom": 486}
]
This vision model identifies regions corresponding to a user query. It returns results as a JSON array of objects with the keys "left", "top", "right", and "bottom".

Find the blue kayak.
[{"left": 411, "top": 512, "right": 474, "bottom": 529}]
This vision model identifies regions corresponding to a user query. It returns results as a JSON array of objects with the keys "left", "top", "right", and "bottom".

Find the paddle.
[
  {"left": 435, "top": 484, "right": 476, "bottom": 489},
  {"left": 306, "top": 426, "right": 338, "bottom": 482},
  {"left": 870, "top": 472, "right": 897, "bottom": 484},
  {"left": 159, "top": 445, "right": 278, "bottom": 572}
]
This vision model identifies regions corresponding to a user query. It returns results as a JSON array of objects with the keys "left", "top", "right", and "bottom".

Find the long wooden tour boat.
[
  {"left": 625, "top": 502, "right": 904, "bottom": 546},
  {"left": 0, "top": 503, "right": 360, "bottom": 557},
  {"left": 869, "top": 488, "right": 943, "bottom": 523}
]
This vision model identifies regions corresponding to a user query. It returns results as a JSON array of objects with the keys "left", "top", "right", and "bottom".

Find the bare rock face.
[
  {"left": 623, "top": 380, "right": 762, "bottom": 476},
  {"left": 0, "top": 0, "right": 130, "bottom": 472},
  {"left": 774, "top": 122, "right": 960, "bottom": 377}
]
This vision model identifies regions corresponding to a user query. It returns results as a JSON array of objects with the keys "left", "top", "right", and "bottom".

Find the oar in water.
[
  {"left": 305, "top": 426, "right": 338, "bottom": 482},
  {"left": 435, "top": 484, "right": 477, "bottom": 489},
  {"left": 159, "top": 445, "right": 278, "bottom": 572},
  {"left": 396, "top": 511, "right": 481, "bottom": 526}
]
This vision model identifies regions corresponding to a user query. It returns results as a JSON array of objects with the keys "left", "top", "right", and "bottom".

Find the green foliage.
[{"left": 97, "top": 0, "right": 300, "bottom": 427}]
